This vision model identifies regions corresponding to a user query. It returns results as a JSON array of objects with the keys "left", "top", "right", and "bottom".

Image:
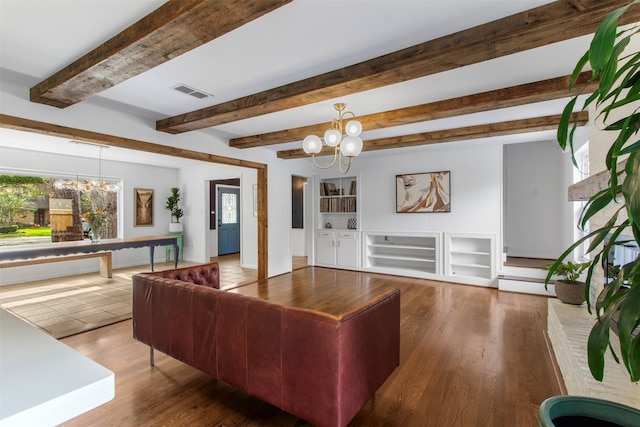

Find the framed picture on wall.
[
  {"left": 396, "top": 171, "right": 451, "bottom": 213},
  {"left": 134, "top": 188, "right": 154, "bottom": 226}
]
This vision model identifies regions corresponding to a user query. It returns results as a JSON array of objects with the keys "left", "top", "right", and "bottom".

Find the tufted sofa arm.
[{"left": 146, "top": 262, "right": 220, "bottom": 288}]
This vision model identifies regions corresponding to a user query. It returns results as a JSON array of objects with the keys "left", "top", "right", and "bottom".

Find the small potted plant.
[
  {"left": 165, "top": 187, "right": 184, "bottom": 233},
  {"left": 542, "top": 260, "right": 590, "bottom": 305}
]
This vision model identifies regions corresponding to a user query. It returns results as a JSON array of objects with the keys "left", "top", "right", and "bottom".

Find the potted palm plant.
[
  {"left": 165, "top": 187, "right": 184, "bottom": 233},
  {"left": 544, "top": 0, "right": 640, "bottom": 385},
  {"left": 542, "top": 261, "right": 590, "bottom": 305},
  {"left": 540, "top": 3, "right": 640, "bottom": 421}
]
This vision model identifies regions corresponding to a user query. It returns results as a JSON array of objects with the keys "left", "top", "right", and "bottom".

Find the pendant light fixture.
[
  {"left": 302, "top": 103, "right": 363, "bottom": 174},
  {"left": 54, "top": 141, "right": 120, "bottom": 192}
]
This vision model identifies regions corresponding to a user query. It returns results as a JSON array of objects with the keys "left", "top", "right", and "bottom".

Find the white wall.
[
  {"left": 356, "top": 142, "right": 502, "bottom": 236},
  {"left": 291, "top": 229, "right": 305, "bottom": 256},
  {"left": 504, "top": 140, "right": 575, "bottom": 259},
  {"left": 311, "top": 141, "right": 504, "bottom": 274},
  {"left": 178, "top": 164, "right": 258, "bottom": 268}
]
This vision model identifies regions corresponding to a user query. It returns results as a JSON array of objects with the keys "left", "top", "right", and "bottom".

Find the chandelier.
[
  {"left": 54, "top": 141, "right": 120, "bottom": 192},
  {"left": 302, "top": 103, "right": 363, "bottom": 174}
]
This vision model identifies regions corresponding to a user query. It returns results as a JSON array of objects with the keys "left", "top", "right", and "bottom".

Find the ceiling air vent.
[{"left": 173, "top": 84, "right": 212, "bottom": 100}]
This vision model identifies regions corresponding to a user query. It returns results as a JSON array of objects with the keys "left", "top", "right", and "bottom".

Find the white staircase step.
[
  {"left": 498, "top": 275, "right": 556, "bottom": 296},
  {"left": 500, "top": 264, "right": 551, "bottom": 279}
]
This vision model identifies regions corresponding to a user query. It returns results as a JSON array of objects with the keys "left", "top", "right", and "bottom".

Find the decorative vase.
[
  {"left": 169, "top": 222, "right": 183, "bottom": 233},
  {"left": 554, "top": 280, "right": 586, "bottom": 305},
  {"left": 89, "top": 229, "right": 100, "bottom": 243},
  {"left": 539, "top": 396, "right": 640, "bottom": 426}
]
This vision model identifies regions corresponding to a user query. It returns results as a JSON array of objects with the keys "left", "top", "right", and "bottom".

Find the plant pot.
[
  {"left": 539, "top": 396, "right": 640, "bottom": 427},
  {"left": 169, "top": 222, "right": 183, "bottom": 233},
  {"left": 554, "top": 280, "right": 585, "bottom": 305}
]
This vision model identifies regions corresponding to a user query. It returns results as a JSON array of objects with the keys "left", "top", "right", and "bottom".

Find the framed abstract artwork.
[
  {"left": 396, "top": 171, "right": 451, "bottom": 213},
  {"left": 134, "top": 188, "right": 154, "bottom": 226}
]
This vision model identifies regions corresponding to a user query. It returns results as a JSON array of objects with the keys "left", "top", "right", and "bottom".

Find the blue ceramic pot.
[{"left": 539, "top": 396, "right": 640, "bottom": 427}]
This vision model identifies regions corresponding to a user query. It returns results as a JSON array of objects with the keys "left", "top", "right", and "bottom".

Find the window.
[
  {"left": 0, "top": 174, "right": 119, "bottom": 246},
  {"left": 221, "top": 192, "right": 238, "bottom": 224},
  {"left": 573, "top": 143, "right": 589, "bottom": 261}
]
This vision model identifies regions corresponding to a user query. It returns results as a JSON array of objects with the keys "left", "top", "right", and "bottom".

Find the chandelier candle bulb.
[
  {"left": 302, "top": 135, "right": 322, "bottom": 154},
  {"left": 345, "top": 120, "right": 362, "bottom": 137},
  {"left": 340, "top": 136, "right": 363, "bottom": 157},
  {"left": 324, "top": 129, "right": 342, "bottom": 146}
]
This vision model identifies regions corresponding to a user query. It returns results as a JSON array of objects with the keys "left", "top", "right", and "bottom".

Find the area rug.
[{"left": 0, "top": 273, "right": 133, "bottom": 339}]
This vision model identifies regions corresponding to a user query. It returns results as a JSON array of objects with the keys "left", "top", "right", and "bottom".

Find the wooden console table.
[{"left": 0, "top": 235, "right": 179, "bottom": 274}]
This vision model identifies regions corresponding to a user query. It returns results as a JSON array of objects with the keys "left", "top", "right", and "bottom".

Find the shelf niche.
[
  {"left": 318, "top": 176, "right": 358, "bottom": 230},
  {"left": 444, "top": 232, "right": 495, "bottom": 286},
  {"left": 364, "top": 232, "right": 440, "bottom": 278}
]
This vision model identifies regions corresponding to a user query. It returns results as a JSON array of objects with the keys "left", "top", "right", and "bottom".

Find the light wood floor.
[
  {"left": 505, "top": 256, "right": 555, "bottom": 269},
  {"left": 60, "top": 267, "right": 562, "bottom": 427}
]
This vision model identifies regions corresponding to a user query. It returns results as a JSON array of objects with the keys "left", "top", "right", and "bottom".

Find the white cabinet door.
[
  {"left": 336, "top": 232, "right": 358, "bottom": 268},
  {"left": 316, "top": 231, "right": 336, "bottom": 266}
]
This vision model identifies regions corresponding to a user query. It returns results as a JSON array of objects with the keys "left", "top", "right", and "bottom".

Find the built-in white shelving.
[
  {"left": 317, "top": 176, "right": 358, "bottom": 230},
  {"left": 314, "top": 176, "right": 360, "bottom": 269},
  {"left": 444, "top": 232, "right": 495, "bottom": 286},
  {"left": 364, "top": 232, "right": 440, "bottom": 278}
]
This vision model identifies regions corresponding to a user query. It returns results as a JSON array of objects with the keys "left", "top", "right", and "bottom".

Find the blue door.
[{"left": 218, "top": 187, "right": 240, "bottom": 255}]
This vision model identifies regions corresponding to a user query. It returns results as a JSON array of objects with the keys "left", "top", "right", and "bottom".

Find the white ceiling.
[{"left": 0, "top": 0, "right": 591, "bottom": 168}]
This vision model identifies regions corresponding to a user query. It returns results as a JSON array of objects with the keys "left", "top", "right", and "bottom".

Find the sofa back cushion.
[
  {"left": 190, "top": 284, "right": 221, "bottom": 375},
  {"left": 213, "top": 292, "right": 286, "bottom": 407},
  {"left": 216, "top": 291, "right": 249, "bottom": 390},
  {"left": 246, "top": 298, "right": 283, "bottom": 407},
  {"left": 152, "top": 263, "right": 220, "bottom": 288}
]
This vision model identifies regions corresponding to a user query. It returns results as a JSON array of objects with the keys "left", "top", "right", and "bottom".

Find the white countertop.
[{"left": 0, "top": 309, "right": 114, "bottom": 426}]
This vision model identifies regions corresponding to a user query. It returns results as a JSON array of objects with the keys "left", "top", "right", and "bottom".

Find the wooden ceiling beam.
[
  {"left": 231, "top": 72, "right": 595, "bottom": 148},
  {"left": 0, "top": 114, "right": 265, "bottom": 170},
  {"left": 157, "top": 0, "right": 634, "bottom": 134},
  {"left": 565, "top": 0, "right": 588, "bottom": 12},
  {"left": 30, "top": 0, "right": 292, "bottom": 108},
  {"left": 276, "top": 112, "right": 589, "bottom": 159}
]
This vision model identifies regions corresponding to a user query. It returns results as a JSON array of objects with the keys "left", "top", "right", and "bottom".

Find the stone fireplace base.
[{"left": 547, "top": 299, "right": 639, "bottom": 409}]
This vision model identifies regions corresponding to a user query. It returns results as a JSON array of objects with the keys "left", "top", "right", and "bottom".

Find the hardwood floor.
[{"left": 60, "top": 268, "right": 562, "bottom": 427}]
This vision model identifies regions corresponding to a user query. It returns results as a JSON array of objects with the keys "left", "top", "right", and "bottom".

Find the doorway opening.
[{"left": 291, "top": 175, "right": 310, "bottom": 271}]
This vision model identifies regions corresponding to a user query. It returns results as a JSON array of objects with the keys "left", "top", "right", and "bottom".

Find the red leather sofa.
[{"left": 132, "top": 263, "right": 400, "bottom": 427}]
